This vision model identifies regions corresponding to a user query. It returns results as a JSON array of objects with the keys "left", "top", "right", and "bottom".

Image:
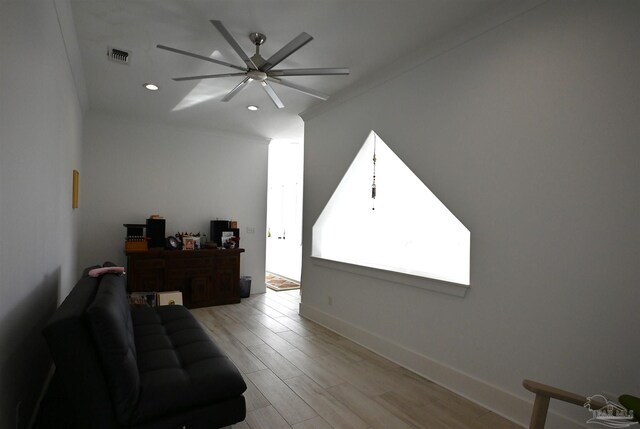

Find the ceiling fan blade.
[
  {"left": 221, "top": 77, "right": 251, "bottom": 102},
  {"left": 210, "top": 20, "right": 257, "bottom": 70},
  {"left": 268, "top": 68, "right": 350, "bottom": 77},
  {"left": 266, "top": 77, "right": 329, "bottom": 100},
  {"left": 157, "top": 44, "right": 245, "bottom": 71},
  {"left": 260, "top": 81, "right": 285, "bottom": 109},
  {"left": 262, "top": 32, "right": 313, "bottom": 72},
  {"left": 172, "top": 72, "right": 247, "bottom": 82}
]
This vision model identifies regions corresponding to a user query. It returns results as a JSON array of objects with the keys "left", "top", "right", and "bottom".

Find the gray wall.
[
  {"left": 0, "top": 1, "right": 84, "bottom": 427},
  {"left": 79, "top": 112, "right": 269, "bottom": 293},
  {"left": 301, "top": 1, "right": 639, "bottom": 427}
]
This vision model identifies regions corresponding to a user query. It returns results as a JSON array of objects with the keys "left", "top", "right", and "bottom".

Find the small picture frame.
[
  {"left": 182, "top": 236, "right": 195, "bottom": 251},
  {"left": 220, "top": 228, "right": 240, "bottom": 249},
  {"left": 222, "top": 231, "right": 240, "bottom": 249}
]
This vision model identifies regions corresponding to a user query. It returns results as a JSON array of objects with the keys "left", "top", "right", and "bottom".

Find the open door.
[{"left": 265, "top": 140, "right": 303, "bottom": 285}]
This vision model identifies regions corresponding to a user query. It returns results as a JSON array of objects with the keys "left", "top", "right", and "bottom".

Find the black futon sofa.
[{"left": 41, "top": 267, "right": 246, "bottom": 428}]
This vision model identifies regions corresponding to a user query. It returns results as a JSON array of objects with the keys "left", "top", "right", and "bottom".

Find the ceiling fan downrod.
[{"left": 249, "top": 32, "right": 266, "bottom": 69}]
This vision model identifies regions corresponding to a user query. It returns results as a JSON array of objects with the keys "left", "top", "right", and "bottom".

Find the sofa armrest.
[{"left": 43, "top": 273, "right": 121, "bottom": 428}]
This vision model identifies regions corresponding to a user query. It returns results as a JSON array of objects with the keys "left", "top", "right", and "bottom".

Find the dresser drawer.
[
  {"left": 166, "top": 257, "right": 214, "bottom": 269},
  {"left": 166, "top": 268, "right": 212, "bottom": 280},
  {"left": 134, "top": 258, "right": 164, "bottom": 269}
]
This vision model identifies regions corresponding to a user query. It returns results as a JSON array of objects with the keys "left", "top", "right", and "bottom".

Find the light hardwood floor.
[{"left": 191, "top": 289, "right": 523, "bottom": 429}]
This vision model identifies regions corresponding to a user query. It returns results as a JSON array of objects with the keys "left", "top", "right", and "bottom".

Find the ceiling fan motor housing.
[{"left": 247, "top": 69, "right": 268, "bottom": 81}]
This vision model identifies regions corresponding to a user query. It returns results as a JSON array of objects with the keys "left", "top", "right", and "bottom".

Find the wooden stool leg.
[{"left": 529, "top": 394, "right": 551, "bottom": 429}]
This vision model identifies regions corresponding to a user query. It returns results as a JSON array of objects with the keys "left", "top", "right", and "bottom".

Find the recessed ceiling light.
[
  {"left": 143, "top": 83, "right": 159, "bottom": 91},
  {"left": 247, "top": 105, "right": 259, "bottom": 111}
]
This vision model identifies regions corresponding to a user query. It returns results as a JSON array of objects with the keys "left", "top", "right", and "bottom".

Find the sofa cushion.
[
  {"left": 130, "top": 306, "right": 247, "bottom": 423},
  {"left": 86, "top": 274, "right": 140, "bottom": 424}
]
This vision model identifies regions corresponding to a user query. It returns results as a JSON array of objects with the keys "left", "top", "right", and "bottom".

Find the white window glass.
[{"left": 312, "top": 131, "right": 470, "bottom": 285}]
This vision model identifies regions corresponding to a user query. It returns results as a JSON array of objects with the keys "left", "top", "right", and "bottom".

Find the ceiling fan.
[{"left": 157, "top": 20, "right": 349, "bottom": 109}]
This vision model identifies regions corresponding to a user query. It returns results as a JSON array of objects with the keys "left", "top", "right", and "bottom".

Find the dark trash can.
[{"left": 239, "top": 276, "right": 252, "bottom": 298}]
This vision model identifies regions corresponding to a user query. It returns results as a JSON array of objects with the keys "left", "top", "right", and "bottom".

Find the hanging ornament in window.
[{"left": 371, "top": 134, "right": 377, "bottom": 210}]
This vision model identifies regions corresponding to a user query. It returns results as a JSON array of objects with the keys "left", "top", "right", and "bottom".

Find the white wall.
[
  {"left": 300, "top": 1, "right": 640, "bottom": 428},
  {"left": 0, "top": 1, "right": 84, "bottom": 427},
  {"left": 79, "top": 112, "right": 269, "bottom": 293}
]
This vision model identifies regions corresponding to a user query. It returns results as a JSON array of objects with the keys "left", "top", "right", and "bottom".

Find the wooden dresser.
[{"left": 126, "top": 248, "right": 244, "bottom": 308}]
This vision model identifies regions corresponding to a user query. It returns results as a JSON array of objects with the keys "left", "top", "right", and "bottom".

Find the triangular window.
[{"left": 312, "top": 131, "right": 470, "bottom": 285}]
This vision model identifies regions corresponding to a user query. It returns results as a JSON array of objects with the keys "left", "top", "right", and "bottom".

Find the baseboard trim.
[{"left": 299, "top": 302, "right": 587, "bottom": 429}]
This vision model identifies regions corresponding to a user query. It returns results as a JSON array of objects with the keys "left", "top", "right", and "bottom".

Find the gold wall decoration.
[{"left": 72, "top": 170, "right": 79, "bottom": 209}]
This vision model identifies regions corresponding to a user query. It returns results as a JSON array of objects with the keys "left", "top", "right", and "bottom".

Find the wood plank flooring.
[{"left": 191, "top": 289, "right": 523, "bottom": 429}]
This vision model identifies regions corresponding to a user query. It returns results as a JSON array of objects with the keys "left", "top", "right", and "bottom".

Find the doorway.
[{"left": 265, "top": 140, "right": 303, "bottom": 287}]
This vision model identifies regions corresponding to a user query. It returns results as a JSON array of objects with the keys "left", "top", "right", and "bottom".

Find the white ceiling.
[{"left": 70, "top": 0, "right": 506, "bottom": 141}]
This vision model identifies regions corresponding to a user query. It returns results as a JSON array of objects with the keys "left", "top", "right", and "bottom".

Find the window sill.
[{"left": 310, "top": 256, "right": 469, "bottom": 298}]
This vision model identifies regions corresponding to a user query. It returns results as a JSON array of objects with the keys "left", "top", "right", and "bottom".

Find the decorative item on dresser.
[
  {"left": 145, "top": 216, "right": 166, "bottom": 248},
  {"left": 123, "top": 223, "right": 148, "bottom": 252},
  {"left": 126, "top": 248, "right": 245, "bottom": 308}
]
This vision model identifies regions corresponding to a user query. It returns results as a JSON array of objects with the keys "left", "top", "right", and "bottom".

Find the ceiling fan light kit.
[{"left": 157, "top": 20, "right": 349, "bottom": 109}]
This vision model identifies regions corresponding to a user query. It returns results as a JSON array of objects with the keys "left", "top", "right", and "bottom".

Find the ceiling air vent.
[{"left": 107, "top": 47, "right": 131, "bottom": 65}]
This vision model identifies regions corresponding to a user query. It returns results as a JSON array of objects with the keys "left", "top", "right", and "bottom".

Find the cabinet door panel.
[
  {"left": 134, "top": 270, "right": 163, "bottom": 292},
  {"left": 190, "top": 277, "right": 213, "bottom": 305},
  {"left": 212, "top": 256, "right": 240, "bottom": 305}
]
